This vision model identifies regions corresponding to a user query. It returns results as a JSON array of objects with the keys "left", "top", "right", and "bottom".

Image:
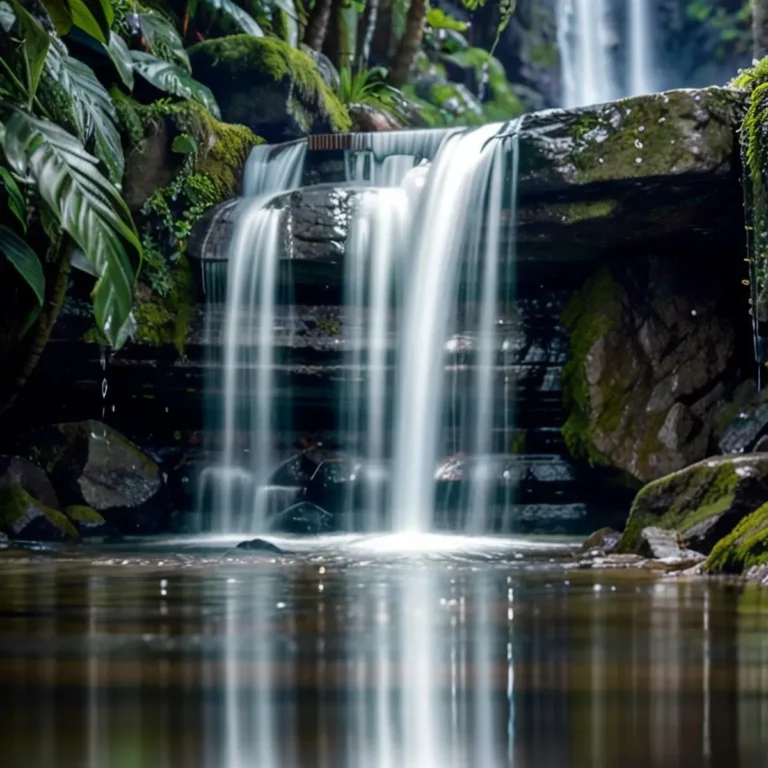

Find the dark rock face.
[
  {"left": 563, "top": 255, "right": 741, "bottom": 482},
  {"left": 619, "top": 454, "right": 768, "bottom": 555},
  {"left": 717, "top": 381, "right": 768, "bottom": 454},
  {"left": 0, "top": 455, "right": 59, "bottom": 510},
  {"left": 269, "top": 501, "right": 334, "bottom": 534},
  {"left": 16, "top": 422, "right": 169, "bottom": 534}
]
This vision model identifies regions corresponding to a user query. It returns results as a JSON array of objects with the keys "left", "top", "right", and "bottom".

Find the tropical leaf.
[
  {"left": 40, "top": 0, "right": 73, "bottom": 35},
  {"left": 105, "top": 31, "right": 134, "bottom": 89},
  {"left": 269, "top": 0, "right": 299, "bottom": 47},
  {"left": 10, "top": 0, "right": 50, "bottom": 103},
  {"left": 69, "top": 0, "right": 113, "bottom": 43},
  {"left": 0, "top": 224, "right": 44, "bottom": 305},
  {"left": 131, "top": 51, "right": 221, "bottom": 118},
  {"left": 139, "top": 11, "right": 190, "bottom": 72},
  {"left": 0, "top": 1, "right": 15, "bottom": 32},
  {"left": 426, "top": 8, "right": 467, "bottom": 32},
  {"left": 44, "top": 39, "right": 124, "bottom": 183},
  {"left": 0, "top": 166, "right": 26, "bottom": 230},
  {"left": 203, "top": 0, "right": 264, "bottom": 36},
  {"left": 0, "top": 108, "right": 140, "bottom": 347}
]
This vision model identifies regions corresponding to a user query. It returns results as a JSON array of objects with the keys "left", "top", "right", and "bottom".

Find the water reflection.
[{"left": 1, "top": 546, "right": 768, "bottom": 767}]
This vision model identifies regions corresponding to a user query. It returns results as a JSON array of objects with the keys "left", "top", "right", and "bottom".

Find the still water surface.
[{"left": 2, "top": 535, "right": 768, "bottom": 768}]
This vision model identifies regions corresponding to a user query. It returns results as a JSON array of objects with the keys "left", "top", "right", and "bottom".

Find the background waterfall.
[{"left": 557, "top": 0, "right": 656, "bottom": 107}]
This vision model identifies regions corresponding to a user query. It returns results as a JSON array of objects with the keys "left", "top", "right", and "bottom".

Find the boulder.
[
  {"left": 0, "top": 455, "right": 59, "bottom": 510},
  {"left": 580, "top": 527, "right": 621, "bottom": 554},
  {"left": 703, "top": 502, "right": 768, "bottom": 575},
  {"left": 636, "top": 526, "right": 683, "bottom": 560},
  {"left": 236, "top": 538, "right": 285, "bottom": 554},
  {"left": 188, "top": 35, "right": 351, "bottom": 143},
  {"left": 619, "top": 454, "right": 768, "bottom": 555},
  {"left": 562, "top": 257, "right": 737, "bottom": 481},
  {"left": 716, "top": 381, "right": 768, "bottom": 454},
  {"left": 348, "top": 103, "right": 403, "bottom": 132},
  {"left": 17, "top": 421, "right": 169, "bottom": 534},
  {"left": 0, "top": 486, "right": 78, "bottom": 542}
]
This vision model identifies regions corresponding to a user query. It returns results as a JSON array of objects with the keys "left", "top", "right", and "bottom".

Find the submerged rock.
[
  {"left": 188, "top": 35, "right": 350, "bottom": 142},
  {"left": 619, "top": 454, "right": 768, "bottom": 555},
  {"left": 0, "top": 486, "right": 78, "bottom": 542},
  {"left": 17, "top": 421, "right": 168, "bottom": 534},
  {"left": 236, "top": 538, "right": 285, "bottom": 554},
  {"left": 703, "top": 502, "right": 768, "bottom": 575}
]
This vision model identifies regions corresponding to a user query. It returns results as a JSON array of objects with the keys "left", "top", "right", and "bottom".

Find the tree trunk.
[
  {"left": 0, "top": 241, "right": 71, "bottom": 421},
  {"left": 389, "top": 0, "right": 426, "bottom": 87},
  {"left": 755, "top": 0, "right": 768, "bottom": 60},
  {"left": 304, "top": 0, "right": 333, "bottom": 51},
  {"left": 357, "top": 0, "right": 380, "bottom": 68}
]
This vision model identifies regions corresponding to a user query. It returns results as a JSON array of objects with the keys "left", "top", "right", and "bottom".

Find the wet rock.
[
  {"left": 348, "top": 103, "right": 402, "bottom": 132},
  {"left": 562, "top": 256, "right": 737, "bottom": 481},
  {"left": 703, "top": 502, "right": 768, "bottom": 575},
  {"left": 580, "top": 527, "right": 621, "bottom": 554},
  {"left": 269, "top": 501, "right": 334, "bottom": 534},
  {"left": 236, "top": 538, "right": 285, "bottom": 554},
  {"left": 643, "top": 549, "right": 706, "bottom": 572},
  {"left": 637, "top": 526, "right": 683, "bottom": 560},
  {"left": 188, "top": 35, "right": 350, "bottom": 143},
  {"left": 0, "top": 485, "right": 79, "bottom": 542},
  {"left": 0, "top": 531, "right": 8, "bottom": 548},
  {"left": 0, "top": 455, "right": 59, "bottom": 510},
  {"left": 619, "top": 454, "right": 768, "bottom": 555},
  {"left": 16, "top": 421, "right": 169, "bottom": 534},
  {"left": 717, "top": 381, "right": 768, "bottom": 454}
]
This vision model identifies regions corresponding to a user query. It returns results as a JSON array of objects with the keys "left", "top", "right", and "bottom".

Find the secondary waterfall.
[
  {"left": 557, "top": 0, "right": 656, "bottom": 107},
  {"left": 202, "top": 140, "right": 307, "bottom": 532}
]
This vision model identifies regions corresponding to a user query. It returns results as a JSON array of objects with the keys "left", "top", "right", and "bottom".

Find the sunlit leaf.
[
  {"left": 69, "top": 0, "right": 113, "bottom": 43},
  {"left": 40, "top": 0, "right": 73, "bottom": 35},
  {"left": 105, "top": 31, "right": 134, "bottom": 89},
  {"left": 171, "top": 133, "right": 198, "bottom": 154},
  {"left": 426, "top": 8, "right": 468, "bottom": 32},
  {"left": 0, "top": 108, "right": 140, "bottom": 347},
  {"left": 0, "top": 166, "right": 26, "bottom": 230},
  {"left": 131, "top": 51, "right": 221, "bottom": 118},
  {"left": 0, "top": 224, "right": 44, "bottom": 304}
]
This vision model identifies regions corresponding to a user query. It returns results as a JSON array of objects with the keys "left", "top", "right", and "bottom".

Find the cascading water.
[
  {"left": 628, "top": 0, "right": 655, "bottom": 97},
  {"left": 201, "top": 140, "right": 307, "bottom": 532},
  {"left": 557, "top": 0, "right": 617, "bottom": 107},
  {"left": 557, "top": 0, "right": 657, "bottom": 107}
]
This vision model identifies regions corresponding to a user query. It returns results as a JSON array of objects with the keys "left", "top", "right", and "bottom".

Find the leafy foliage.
[{"left": 0, "top": 224, "right": 44, "bottom": 304}]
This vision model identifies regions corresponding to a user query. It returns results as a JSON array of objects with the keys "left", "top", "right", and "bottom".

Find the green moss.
[
  {"left": 619, "top": 461, "right": 740, "bottom": 553},
  {"left": 0, "top": 486, "right": 79, "bottom": 541},
  {"left": 188, "top": 35, "right": 352, "bottom": 132},
  {"left": 65, "top": 505, "right": 106, "bottom": 527},
  {"left": 510, "top": 431, "right": 527, "bottom": 454},
  {"left": 561, "top": 267, "right": 620, "bottom": 464},
  {"left": 704, "top": 502, "right": 768, "bottom": 574},
  {"left": 110, "top": 87, "right": 146, "bottom": 150},
  {"left": 549, "top": 199, "right": 618, "bottom": 225}
]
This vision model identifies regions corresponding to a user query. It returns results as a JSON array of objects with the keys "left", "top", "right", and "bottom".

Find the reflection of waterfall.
[{"left": 557, "top": 0, "right": 656, "bottom": 107}]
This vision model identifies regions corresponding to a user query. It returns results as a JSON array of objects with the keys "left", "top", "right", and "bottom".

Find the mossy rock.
[
  {"left": 619, "top": 454, "right": 768, "bottom": 555},
  {"left": 65, "top": 505, "right": 109, "bottom": 536},
  {"left": 188, "top": 35, "right": 351, "bottom": 142},
  {"left": 0, "top": 485, "right": 79, "bottom": 542},
  {"left": 703, "top": 502, "right": 768, "bottom": 574},
  {"left": 16, "top": 421, "right": 169, "bottom": 534}
]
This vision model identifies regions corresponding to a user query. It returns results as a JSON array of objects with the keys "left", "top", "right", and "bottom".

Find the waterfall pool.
[{"left": 2, "top": 535, "right": 767, "bottom": 767}]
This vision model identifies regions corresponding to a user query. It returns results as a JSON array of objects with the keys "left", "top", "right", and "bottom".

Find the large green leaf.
[
  {"left": 0, "top": 108, "right": 140, "bottom": 347},
  {"left": 203, "top": 0, "right": 263, "bottom": 36},
  {"left": 45, "top": 39, "right": 124, "bottom": 184},
  {"left": 105, "top": 31, "right": 134, "bottom": 89},
  {"left": 131, "top": 51, "right": 221, "bottom": 118},
  {"left": 139, "top": 11, "right": 190, "bottom": 72},
  {"left": 0, "top": 166, "right": 26, "bottom": 231},
  {"left": 40, "top": 0, "right": 73, "bottom": 35},
  {"left": 270, "top": 0, "right": 299, "bottom": 47},
  {"left": 11, "top": 1, "right": 50, "bottom": 103},
  {"left": 0, "top": 224, "right": 44, "bottom": 305},
  {"left": 69, "top": 0, "right": 113, "bottom": 43}
]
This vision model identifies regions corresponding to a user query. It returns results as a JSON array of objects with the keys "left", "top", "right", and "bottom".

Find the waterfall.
[
  {"left": 557, "top": 0, "right": 617, "bottom": 107},
  {"left": 557, "top": 0, "right": 656, "bottom": 107},
  {"left": 628, "top": 0, "right": 655, "bottom": 97},
  {"left": 201, "top": 141, "right": 307, "bottom": 533}
]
